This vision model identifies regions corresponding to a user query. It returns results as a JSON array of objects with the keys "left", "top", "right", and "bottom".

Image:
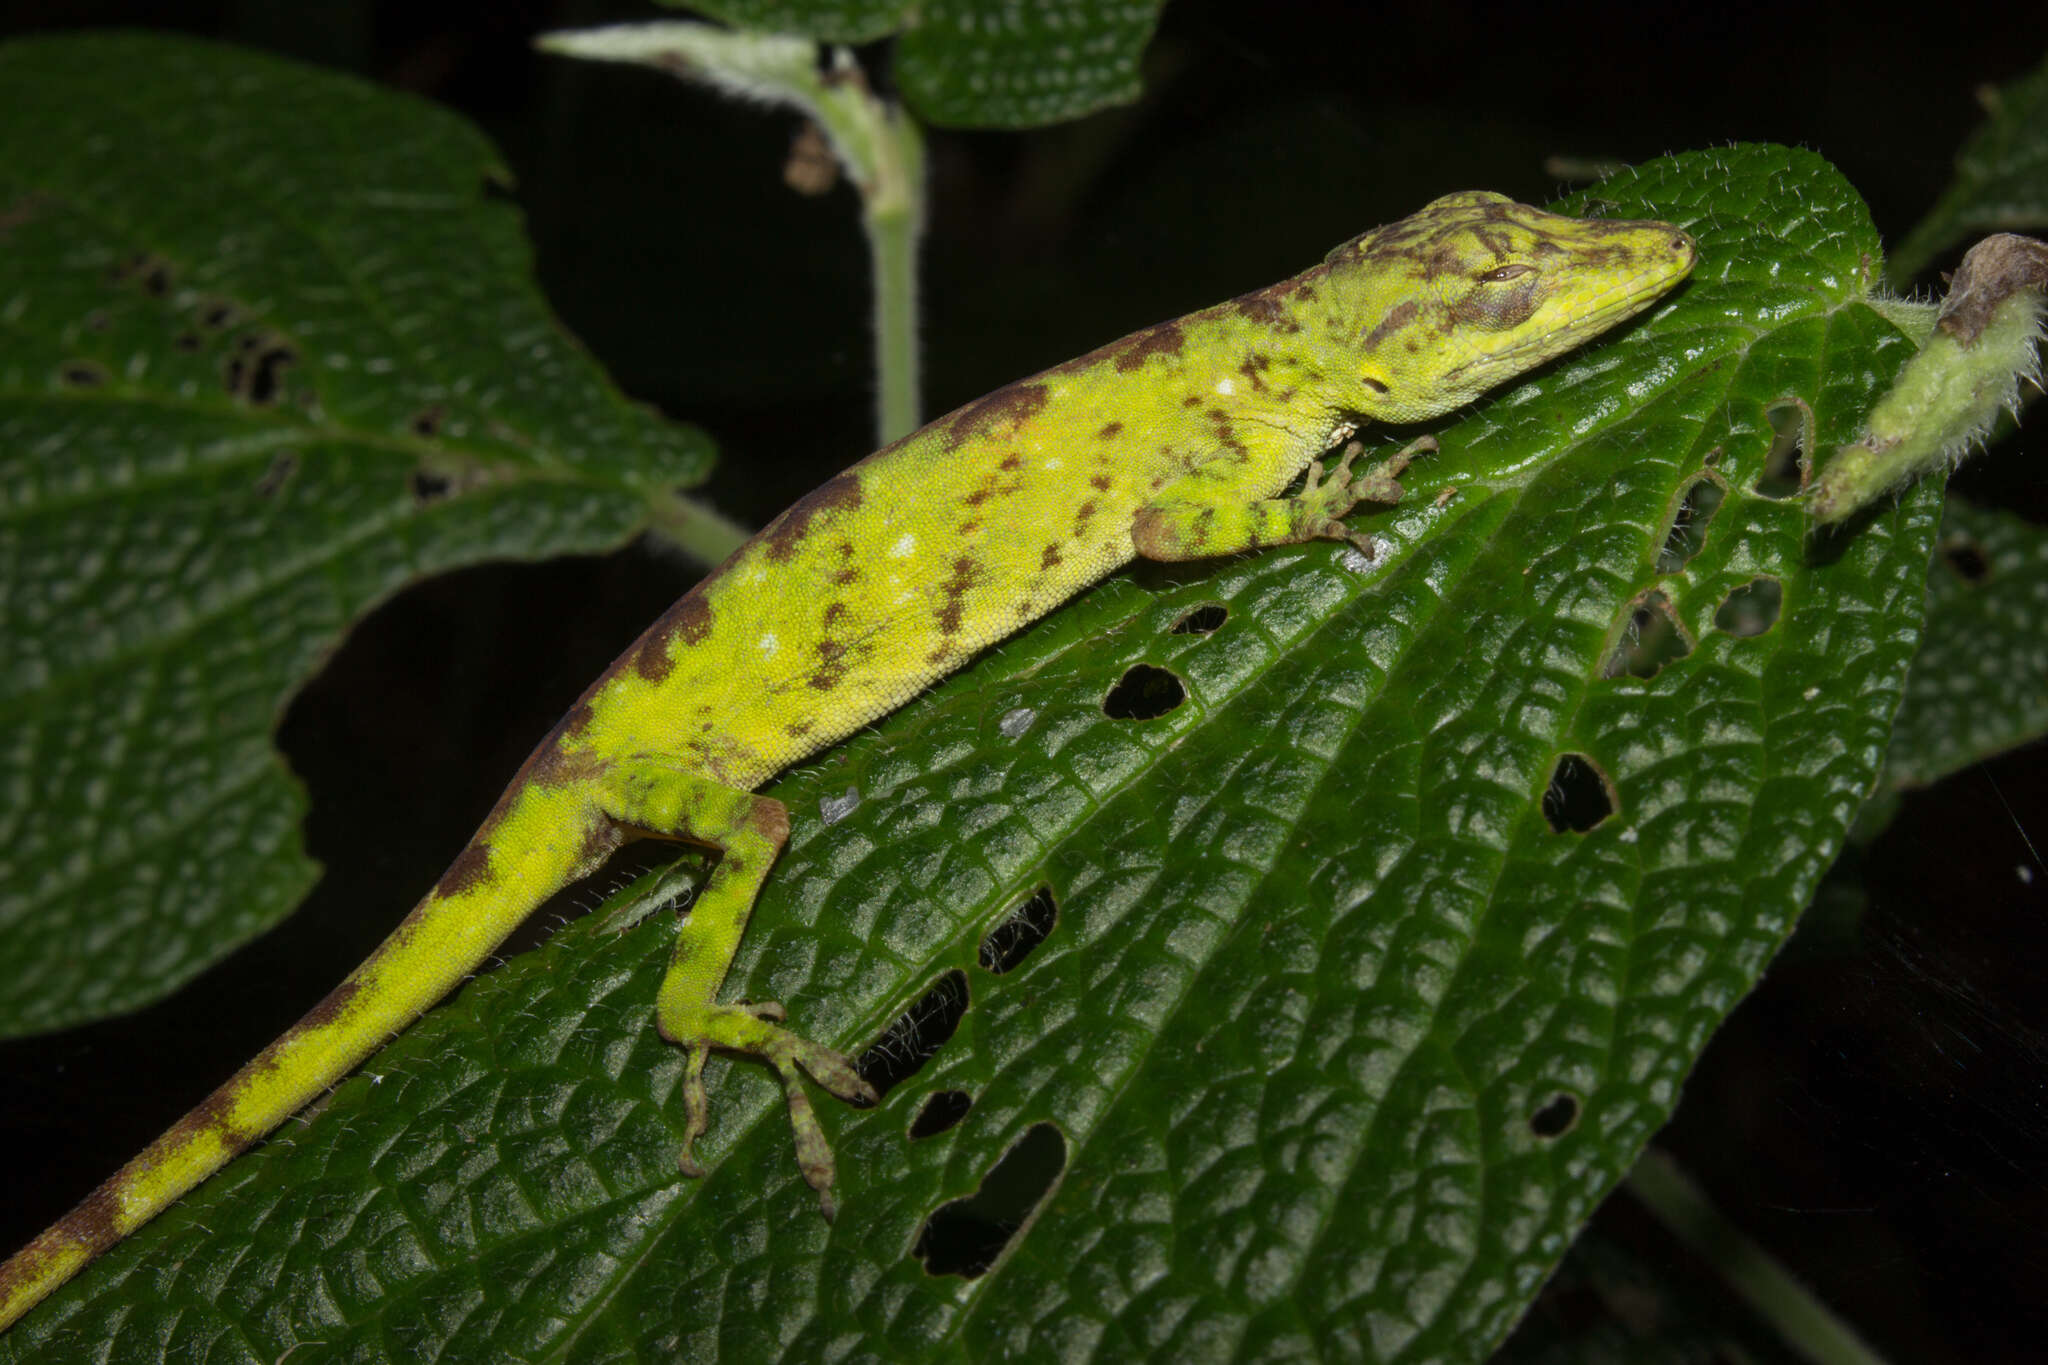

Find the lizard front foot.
[
  {"left": 661, "top": 1001, "right": 876, "bottom": 1220},
  {"left": 1308, "top": 435, "right": 1438, "bottom": 547}
]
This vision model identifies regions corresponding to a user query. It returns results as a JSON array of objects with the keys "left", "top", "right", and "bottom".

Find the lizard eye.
[{"left": 1476, "top": 263, "right": 1536, "bottom": 283}]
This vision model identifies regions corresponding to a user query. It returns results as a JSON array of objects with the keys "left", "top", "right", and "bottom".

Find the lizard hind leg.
[{"left": 602, "top": 758, "right": 876, "bottom": 1216}]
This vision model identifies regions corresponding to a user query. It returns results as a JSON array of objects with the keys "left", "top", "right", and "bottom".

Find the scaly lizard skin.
[{"left": 0, "top": 192, "right": 1695, "bottom": 1332}]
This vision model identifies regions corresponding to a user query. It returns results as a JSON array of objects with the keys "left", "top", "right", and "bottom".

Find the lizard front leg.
[
  {"left": 603, "top": 757, "right": 876, "bottom": 1218},
  {"left": 1131, "top": 436, "right": 1436, "bottom": 560}
]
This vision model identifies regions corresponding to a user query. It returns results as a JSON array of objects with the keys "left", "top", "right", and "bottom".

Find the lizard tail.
[{"left": 0, "top": 777, "right": 616, "bottom": 1334}]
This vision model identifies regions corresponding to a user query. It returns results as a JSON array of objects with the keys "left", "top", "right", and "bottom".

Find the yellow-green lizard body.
[{"left": 0, "top": 192, "right": 1695, "bottom": 1331}]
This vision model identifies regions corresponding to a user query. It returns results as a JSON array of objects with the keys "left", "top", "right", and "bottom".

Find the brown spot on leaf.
[
  {"left": 763, "top": 471, "right": 864, "bottom": 562},
  {"left": 255, "top": 451, "right": 298, "bottom": 497}
]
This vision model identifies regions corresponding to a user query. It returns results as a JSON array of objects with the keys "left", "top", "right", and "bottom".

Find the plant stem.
[
  {"left": 1626, "top": 1148, "right": 1890, "bottom": 1365},
  {"left": 861, "top": 106, "right": 926, "bottom": 444}
]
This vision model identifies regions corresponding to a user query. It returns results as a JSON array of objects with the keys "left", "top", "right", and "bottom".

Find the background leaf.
[
  {"left": 1887, "top": 51, "right": 2048, "bottom": 283},
  {"left": 662, "top": 0, "right": 1169, "bottom": 128},
  {"left": 2, "top": 144, "right": 1942, "bottom": 1363},
  {"left": 1882, "top": 499, "right": 2048, "bottom": 792},
  {"left": 0, "top": 32, "right": 717, "bottom": 1037}
]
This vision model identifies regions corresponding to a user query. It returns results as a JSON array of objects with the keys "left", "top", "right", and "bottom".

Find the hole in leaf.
[
  {"left": 1754, "top": 399, "right": 1812, "bottom": 499},
  {"left": 224, "top": 333, "right": 296, "bottom": 406},
  {"left": 1103, "top": 663, "right": 1185, "bottom": 720},
  {"left": 255, "top": 452, "right": 298, "bottom": 498},
  {"left": 856, "top": 969, "right": 968, "bottom": 1100},
  {"left": 411, "top": 404, "right": 445, "bottom": 438},
  {"left": 909, "top": 1089, "right": 972, "bottom": 1140},
  {"left": 1169, "top": 603, "right": 1227, "bottom": 636},
  {"left": 1542, "top": 753, "right": 1615, "bottom": 833},
  {"left": 173, "top": 330, "right": 202, "bottom": 353},
  {"left": 1601, "top": 591, "right": 1692, "bottom": 680},
  {"left": 410, "top": 470, "right": 453, "bottom": 503},
  {"left": 197, "top": 299, "right": 239, "bottom": 330},
  {"left": 1940, "top": 537, "right": 1991, "bottom": 584},
  {"left": 58, "top": 360, "right": 106, "bottom": 388},
  {"left": 914, "top": 1123, "right": 1066, "bottom": 1279},
  {"left": 1529, "top": 1091, "right": 1581, "bottom": 1138},
  {"left": 1714, "top": 577, "right": 1783, "bottom": 637},
  {"left": 141, "top": 261, "right": 172, "bottom": 298},
  {"left": 1655, "top": 476, "right": 1726, "bottom": 573},
  {"left": 979, "top": 887, "right": 1057, "bottom": 975}
]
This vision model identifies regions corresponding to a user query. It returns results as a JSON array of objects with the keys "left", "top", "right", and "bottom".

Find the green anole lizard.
[{"left": 0, "top": 191, "right": 1695, "bottom": 1332}]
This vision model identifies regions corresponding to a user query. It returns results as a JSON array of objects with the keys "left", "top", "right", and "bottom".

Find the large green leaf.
[
  {"left": 1, "top": 144, "right": 1939, "bottom": 1361},
  {"left": 665, "top": 0, "right": 1169, "bottom": 128},
  {"left": 1887, "top": 50, "right": 2048, "bottom": 283},
  {"left": 0, "top": 33, "right": 720, "bottom": 1037}
]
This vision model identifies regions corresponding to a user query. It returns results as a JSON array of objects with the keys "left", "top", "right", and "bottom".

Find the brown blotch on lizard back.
[
  {"left": 763, "top": 472, "right": 865, "bottom": 562},
  {"left": 633, "top": 635, "right": 676, "bottom": 684},
  {"left": 292, "top": 978, "right": 363, "bottom": 1035},
  {"left": 165, "top": 1088, "right": 256, "bottom": 1160},
  {"left": 1040, "top": 543, "right": 1064, "bottom": 570},
  {"left": 1230, "top": 274, "right": 1313, "bottom": 333},
  {"left": 936, "top": 556, "right": 985, "bottom": 636},
  {"left": 1097, "top": 420, "right": 1123, "bottom": 440},
  {"left": 434, "top": 843, "right": 493, "bottom": 899},
  {"left": 66, "top": 1185, "right": 126, "bottom": 1258},
  {"left": 941, "top": 380, "right": 1050, "bottom": 449},
  {"left": 1109, "top": 321, "right": 1186, "bottom": 373}
]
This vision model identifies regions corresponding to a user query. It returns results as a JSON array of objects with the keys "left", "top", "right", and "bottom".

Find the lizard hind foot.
[{"left": 663, "top": 1002, "right": 877, "bottom": 1215}]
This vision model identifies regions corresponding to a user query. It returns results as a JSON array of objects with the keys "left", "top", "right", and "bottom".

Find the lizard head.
[{"left": 1324, "top": 190, "right": 1697, "bottom": 422}]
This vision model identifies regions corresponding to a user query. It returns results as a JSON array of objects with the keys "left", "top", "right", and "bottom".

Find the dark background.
[{"left": 2, "top": 1, "right": 2045, "bottom": 1359}]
